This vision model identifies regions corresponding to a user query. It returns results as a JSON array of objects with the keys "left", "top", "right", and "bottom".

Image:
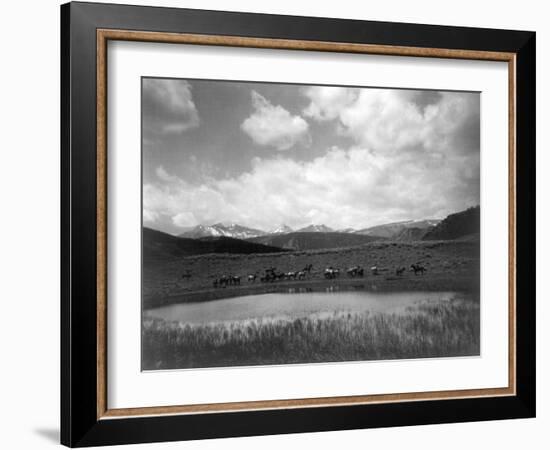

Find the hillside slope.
[
  {"left": 423, "top": 206, "right": 480, "bottom": 241},
  {"left": 355, "top": 219, "right": 440, "bottom": 239},
  {"left": 143, "top": 227, "right": 287, "bottom": 259},
  {"left": 247, "top": 231, "right": 384, "bottom": 251},
  {"left": 394, "top": 227, "right": 430, "bottom": 241}
]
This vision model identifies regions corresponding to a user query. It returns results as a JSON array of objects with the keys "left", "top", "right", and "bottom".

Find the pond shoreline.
[
  {"left": 144, "top": 290, "right": 467, "bottom": 325},
  {"left": 143, "top": 273, "right": 479, "bottom": 309}
]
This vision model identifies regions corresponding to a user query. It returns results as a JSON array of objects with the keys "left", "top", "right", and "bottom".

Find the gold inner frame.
[{"left": 96, "top": 29, "right": 517, "bottom": 420}]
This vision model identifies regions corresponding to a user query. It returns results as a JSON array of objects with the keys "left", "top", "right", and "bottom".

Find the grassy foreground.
[{"left": 142, "top": 297, "right": 479, "bottom": 370}]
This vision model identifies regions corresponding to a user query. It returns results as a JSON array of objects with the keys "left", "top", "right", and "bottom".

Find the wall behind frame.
[{"left": 0, "top": 0, "right": 546, "bottom": 449}]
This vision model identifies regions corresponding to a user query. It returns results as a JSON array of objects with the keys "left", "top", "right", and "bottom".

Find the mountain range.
[
  {"left": 173, "top": 207, "right": 477, "bottom": 245},
  {"left": 178, "top": 223, "right": 336, "bottom": 239},
  {"left": 145, "top": 206, "right": 479, "bottom": 257},
  {"left": 178, "top": 220, "right": 439, "bottom": 241},
  {"left": 270, "top": 225, "right": 294, "bottom": 235},
  {"left": 178, "top": 223, "right": 266, "bottom": 239},
  {"left": 295, "top": 224, "right": 334, "bottom": 233}
]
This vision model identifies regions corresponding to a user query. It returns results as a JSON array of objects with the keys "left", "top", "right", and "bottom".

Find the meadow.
[
  {"left": 143, "top": 239, "right": 480, "bottom": 308},
  {"left": 142, "top": 295, "right": 479, "bottom": 370}
]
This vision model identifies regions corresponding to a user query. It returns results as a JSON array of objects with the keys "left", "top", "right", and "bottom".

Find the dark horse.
[
  {"left": 410, "top": 264, "right": 427, "bottom": 275},
  {"left": 324, "top": 267, "right": 340, "bottom": 279},
  {"left": 346, "top": 266, "right": 364, "bottom": 277}
]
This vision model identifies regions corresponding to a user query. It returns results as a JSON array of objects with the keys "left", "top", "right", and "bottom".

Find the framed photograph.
[{"left": 61, "top": 2, "right": 536, "bottom": 447}]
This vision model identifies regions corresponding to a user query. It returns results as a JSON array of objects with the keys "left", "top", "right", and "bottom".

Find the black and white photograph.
[{"left": 140, "top": 78, "right": 481, "bottom": 370}]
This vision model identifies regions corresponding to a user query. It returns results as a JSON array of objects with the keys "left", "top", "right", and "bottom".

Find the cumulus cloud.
[
  {"left": 303, "top": 87, "right": 479, "bottom": 157},
  {"left": 303, "top": 86, "right": 359, "bottom": 121},
  {"left": 172, "top": 212, "right": 199, "bottom": 228},
  {"left": 342, "top": 90, "right": 478, "bottom": 155},
  {"left": 241, "top": 91, "right": 310, "bottom": 150},
  {"left": 155, "top": 166, "right": 180, "bottom": 183},
  {"left": 143, "top": 143, "right": 479, "bottom": 232},
  {"left": 143, "top": 209, "right": 159, "bottom": 224},
  {"left": 142, "top": 78, "right": 200, "bottom": 134}
]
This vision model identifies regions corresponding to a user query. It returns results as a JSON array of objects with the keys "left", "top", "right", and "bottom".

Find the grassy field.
[
  {"left": 142, "top": 295, "right": 479, "bottom": 370},
  {"left": 143, "top": 239, "right": 479, "bottom": 308}
]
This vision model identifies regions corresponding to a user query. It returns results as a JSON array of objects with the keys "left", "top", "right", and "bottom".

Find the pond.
[{"left": 144, "top": 290, "right": 459, "bottom": 325}]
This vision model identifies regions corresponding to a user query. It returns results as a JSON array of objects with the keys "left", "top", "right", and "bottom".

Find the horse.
[
  {"left": 370, "top": 266, "right": 379, "bottom": 276},
  {"left": 285, "top": 271, "right": 297, "bottom": 280},
  {"left": 347, "top": 266, "right": 364, "bottom": 277},
  {"left": 396, "top": 267, "right": 406, "bottom": 276},
  {"left": 324, "top": 267, "right": 340, "bottom": 279},
  {"left": 217, "top": 275, "right": 230, "bottom": 287},
  {"left": 247, "top": 273, "right": 257, "bottom": 283},
  {"left": 297, "top": 271, "right": 306, "bottom": 280},
  {"left": 263, "top": 268, "right": 276, "bottom": 283},
  {"left": 231, "top": 275, "right": 241, "bottom": 285},
  {"left": 410, "top": 264, "right": 426, "bottom": 275}
]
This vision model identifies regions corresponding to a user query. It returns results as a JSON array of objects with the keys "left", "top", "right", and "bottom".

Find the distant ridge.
[
  {"left": 144, "top": 227, "right": 287, "bottom": 259},
  {"left": 355, "top": 219, "right": 441, "bottom": 240},
  {"left": 248, "top": 231, "right": 384, "bottom": 251},
  {"left": 423, "top": 206, "right": 480, "bottom": 241},
  {"left": 296, "top": 224, "right": 334, "bottom": 233},
  {"left": 177, "top": 222, "right": 338, "bottom": 238},
  {"left": 169, "top": 207, "right": 476, "bottom": 247},
  {"left": 270, "top": 224, "right": 294, "bottom": 235},
  {"left": 337, "top": 227, "right": 356, "bottom": 233},
  {"left": 179, "top": 223, "right": 265, "bottom": 239}
]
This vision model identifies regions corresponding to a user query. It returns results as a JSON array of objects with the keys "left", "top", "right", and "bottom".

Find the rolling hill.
[
  {"left": 144, "top": 227, "right": 288, "bottom": 260},
  {"left": 422, "top": 206, "right": 480, "bottom": 241},
  {"left": 355, "top": 219, "right": 440, "bottom": 239},
  {"left": 247, "top": 231, "right": 385, "bottom": 251},
  {"left": 393, "top": 227, "right": 431, "bottom": 241}
]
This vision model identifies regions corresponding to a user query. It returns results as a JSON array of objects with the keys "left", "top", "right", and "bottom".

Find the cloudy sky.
[{"left": 142, "top": 77, "right": 480, "bottom": 235}]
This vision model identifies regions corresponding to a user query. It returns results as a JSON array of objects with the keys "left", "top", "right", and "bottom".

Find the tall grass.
[{"left": 142, "top": 298, "right": 479, "bottom": 370}]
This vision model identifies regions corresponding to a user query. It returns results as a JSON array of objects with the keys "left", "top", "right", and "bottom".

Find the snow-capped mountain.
[
  {"left": 269, "top": 225, "right": 294, "bottom": 235},
  {"left": 296, "top": 224, "right": 334, "bottom": 233},
  {"left": 178, "top": 223, "right": 266, "bottom": 239}
]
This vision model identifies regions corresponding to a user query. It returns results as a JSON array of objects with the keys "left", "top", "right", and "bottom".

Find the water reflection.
[
  {"left": 145, "top": 290, "right": 460, "bottom": 326},
  {"left": 286, "top": 287, "right": 313, "bottom": 294}
]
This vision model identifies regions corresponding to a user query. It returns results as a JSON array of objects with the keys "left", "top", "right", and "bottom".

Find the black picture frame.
[{"left": 61, "top": 1, "right": 535, "bottom": 447}]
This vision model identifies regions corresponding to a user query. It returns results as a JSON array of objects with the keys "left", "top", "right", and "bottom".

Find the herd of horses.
[{"left": 209, "top": 263, "right": 427, "bottom": 288}]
